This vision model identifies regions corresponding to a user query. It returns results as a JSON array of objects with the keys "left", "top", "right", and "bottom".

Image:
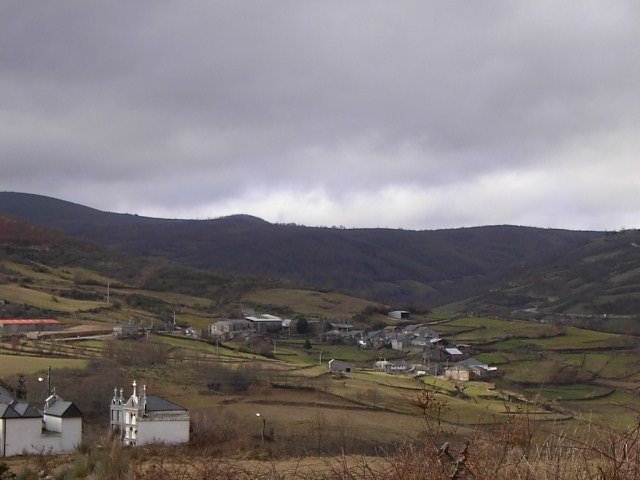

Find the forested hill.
[{"left": 0, "top": 192, "right": 601, "bottom": 307}]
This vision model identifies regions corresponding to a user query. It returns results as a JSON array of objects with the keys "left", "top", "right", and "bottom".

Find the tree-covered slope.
[{"left": 0, "top": 192, "right": 600, "bottom": 307}]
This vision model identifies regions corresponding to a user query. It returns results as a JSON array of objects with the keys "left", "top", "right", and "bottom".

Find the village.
[{"left": 0, "top": 308, "right": 499, "bottom": 458}]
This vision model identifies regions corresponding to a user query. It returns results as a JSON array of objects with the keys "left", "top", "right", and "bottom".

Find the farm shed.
[
  {"left": 328, "top": 359, "right": 355, "bottom": 373},
  {"left": 388, "top": 310, "right": 411, "bottom": 320},
  {"left": 0, "top": 318, "right": 60, "bottom": 334},
  {"left": 245, "top": 314, "right": 285, "bottom": 333}
]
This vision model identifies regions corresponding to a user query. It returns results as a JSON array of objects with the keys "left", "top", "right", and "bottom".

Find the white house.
[
  {"left": 375, "top": 360, "right": 410, "bottom": 373},
  {"left": 110, "top": 381, "right": 190, "bottom": 446},
  {"left": 0, "top": 386, "right": 82, "bottom": 457}
]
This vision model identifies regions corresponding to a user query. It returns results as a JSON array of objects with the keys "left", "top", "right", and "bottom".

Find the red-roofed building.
[{"left": 0, "top": 319, "right": 61, "bottom": 334}]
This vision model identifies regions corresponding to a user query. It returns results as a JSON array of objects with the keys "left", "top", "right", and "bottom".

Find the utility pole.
[
  {"left": 256, "top": 413, "right": 266, "bottom": 446},
  {"left": 38, "top": 366, "right": 52, "bottom": 398},
  {"left": 106, "top": 283, "right": 110, "bottom": 305}
]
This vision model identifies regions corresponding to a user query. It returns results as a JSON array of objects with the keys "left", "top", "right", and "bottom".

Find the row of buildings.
[{"left": 1, "top": 378, "right": 190, "bottom": 457}]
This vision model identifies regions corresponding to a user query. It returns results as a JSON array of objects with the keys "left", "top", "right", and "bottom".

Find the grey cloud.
[{"left": 1, "top": 1, "right": 639, "bottom": 228}]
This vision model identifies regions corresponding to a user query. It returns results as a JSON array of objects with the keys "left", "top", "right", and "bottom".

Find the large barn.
[{"left": 0, "top": 319, "right": 61, "bottom": 334}]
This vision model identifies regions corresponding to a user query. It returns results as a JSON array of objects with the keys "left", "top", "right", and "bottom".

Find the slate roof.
[
  {"left": 0, "top": 402, "right": 42, "bottom": 419},
  {"left": 0, "top": 403, "right": 21, "bottom": 419},
  {"left": 45, "top": 398, "right": 83, "bottom": 418},
  {"left": 0, "top": 385, "right": 14, "bottom": 403},
  {"left": 0, "top": 319, "right": 59, "bottom": 325},
  {"left": 456, "top": 358, "right": 488, "bottom": 368},
  {"left": 445, "top": 347, "right": 463, "bottom": 356},
  {"left": 145, "top": 395, "right": 187, "bottom": 412},
  {"left": 14, "top": 402, "right": 41, "bottom": 417}
]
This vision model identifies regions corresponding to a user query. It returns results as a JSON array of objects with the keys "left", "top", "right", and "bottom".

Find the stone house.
[
  {"left": 113, "top": 323, "right": 142, "bottom": 339},
  {"left": 328, "top": 359, "right": 356, "bottom": 373},
  {"left": 208, "top": 319, "right": 253, "bottom": 339},
  {"left": 444, "top": 358, "right": 498, "bottom": 382}
]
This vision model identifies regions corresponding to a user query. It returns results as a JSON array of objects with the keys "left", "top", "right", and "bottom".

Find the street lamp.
[
  {"left": 256, "top": 412, "right": 266, "bottom": 445},
  {"left": 38, "top": 365, "right": 52, "bottom": 396}
]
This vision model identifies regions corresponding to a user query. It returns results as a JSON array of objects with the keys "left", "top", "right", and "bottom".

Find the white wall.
[
  {"left": 3, "top": 417, "right": 42, "bottom": 457},
  {"left": 40, "top": 418, "right": 82, "bottom": 454},
  {"left": 137, "top": 419, "right": 189, "bottom": 446},
  {"left": 1, "top": 417, "right": 82, "bottom": 457},
  {"left": 44, "top": 415, "right": 62, "bottom": 433}
]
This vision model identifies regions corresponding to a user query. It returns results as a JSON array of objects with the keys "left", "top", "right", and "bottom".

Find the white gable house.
[
  {"left": 110, "top": 381, "right": 190, "bottom": 446},
  {"left": 0, "top": 385, "right": 82, "bottom": 457}
]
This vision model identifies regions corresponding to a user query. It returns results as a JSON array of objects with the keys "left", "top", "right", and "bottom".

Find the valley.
[{"left": 2, "top": 195, "right": 640, "bottom": 478}]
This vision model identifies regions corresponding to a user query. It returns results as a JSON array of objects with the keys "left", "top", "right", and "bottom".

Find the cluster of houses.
[
  {"left": 1, "top": 377, "right": 190, "bottom": 457},
  {"left": 1, "top": 307, "right": 498, "bottom": 458},
  {"left": 207, "top": 313, "right": 293, "bottom": 341},
  {"left": 205, "top": 310, "right": 497, "bottom": 382},
  {"left": 324, "top": 313, "right": 498, "bottom": 382},
  {"left": 314, "top": 323, "right": 499, "bottom": 380}
]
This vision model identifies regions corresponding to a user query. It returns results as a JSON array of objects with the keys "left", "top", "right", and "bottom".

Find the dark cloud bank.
[{"left": 1, "top": 1, "right": 639, "bottom": 230}]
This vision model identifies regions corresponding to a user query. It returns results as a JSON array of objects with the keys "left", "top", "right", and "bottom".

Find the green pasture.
[
  {"left": 0, "top": 283, "right": 105, "bottom": 313},
  {"left": 564, "top": 390, "right": 640, "bottom": 428},
  {"left": 562, "top": 352, "right": 640, "bottom": 379},
  {"left": 0, "top": 353, "right": 87, "bottom": 377},
  {"left": 1, "top": 260, "right": 71, "bottom": 285},
  {"left": 445, "top": 316, "right": 561, "bottom": 343},
  {"left": 489, "top": 326, "right": 618, "bottom": 351},
  {"left": 524, "top": 383, "right": 612, "bottom": 401},
  {"left": 72, "top": 340, "right": 106, "bottom": 349},
  {"left": 153, "top": 334, "right": 265, "bottom": 360},
  {"left": 242, "top": 288, "right": 380, "bottom": 318},
  {"left": 112, "top": 288, "right": 214, "bottom": 310},
  {"left": 474, "top": 352, "right": 511, "bottom": 364},
  {"left": 499, "top": 357, "right": 562, "bottom": 384},
  {"left": 174, "top": 313, "right": 217, "bottom": 331},
  {"left": 62, "top": 267, "right": 119, "bottom": 286}
]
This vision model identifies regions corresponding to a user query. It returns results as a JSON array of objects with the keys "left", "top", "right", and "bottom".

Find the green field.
[
  {"left": 242, "top": 288, "right": 382, "bottom": 319},
  {"left": 0, "top": 283, "right": 106, "bottom": 313},
  {"left": 524, "top": 383, "right": 612, "bottom": 401},
  {"left": 0, "top": 353, "right": 87, "bottom": 376}
]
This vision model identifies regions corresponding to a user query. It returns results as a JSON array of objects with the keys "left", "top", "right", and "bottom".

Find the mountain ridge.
[{"left": 0, "top": 191, "right": 606, "bottom": 309}]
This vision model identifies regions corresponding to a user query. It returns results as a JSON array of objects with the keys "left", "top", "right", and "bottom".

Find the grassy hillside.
[
  {"left": 454, "top": 229, "right": 640, "bottom": 326},
  {"left": 0, "top": 215, "right": 391, "bottom": 328},
  {"left": 0, "top": 192, "right": 600, "bottom": 309}
]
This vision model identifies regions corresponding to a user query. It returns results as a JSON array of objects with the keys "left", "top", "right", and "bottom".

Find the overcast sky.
[{"left": 2, "top": 1, "right": 639, "bottom": 231}]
